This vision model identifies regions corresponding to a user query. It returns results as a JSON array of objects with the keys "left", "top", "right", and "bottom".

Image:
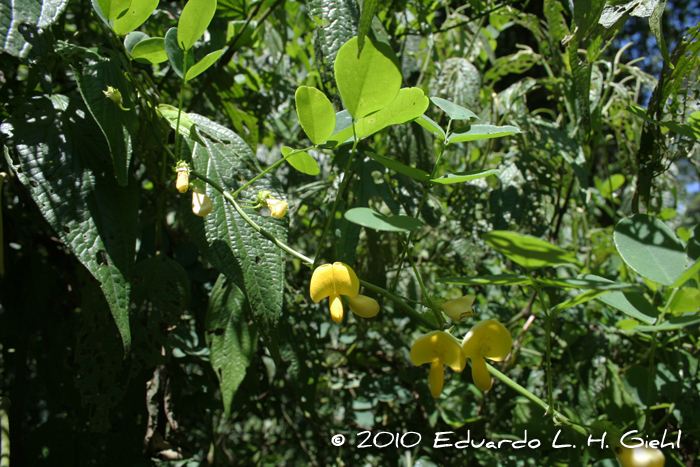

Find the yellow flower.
[
  {"left": 410, "top": 331, "right": 467, "bottom": 398},
  {"left": 192, "top": 186, "right": 213, "bottom": 216},
  {"left": 347, "top": 294, "right": 379, "bottom": 318},
  {"left": 310, "top": 263, "right": 359, "bottom": 323},
  {"left": 441, "top": 295, "right": 475, "bottom": 321},
  {"left": 267, "top": 198, "right": 288, "bottom": 218},
  {"left": 461, "top": 319, "right": 512, "bottom": 392},
  {"left": 614, "top": 446, "right": 665, "bottom": 467},
  {"left": 176, "top": 166, "right": 190, "bottom": 193}
]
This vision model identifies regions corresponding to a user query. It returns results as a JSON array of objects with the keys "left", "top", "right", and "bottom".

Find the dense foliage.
[{"left": 0, "top": 0, "right": 699, "bottom": 465}]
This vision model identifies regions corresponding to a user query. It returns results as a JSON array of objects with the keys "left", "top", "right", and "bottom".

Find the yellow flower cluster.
[
  {"left": 309, "top": 262, "right": 379, "bottom": 323},
  {"left": 410, "top": 318, "right": 512, "bottom": 398}
]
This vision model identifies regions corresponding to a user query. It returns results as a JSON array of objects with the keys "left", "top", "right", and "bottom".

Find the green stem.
[
  {"left": 529, "top": 274, "right": 555, "bottom": 414},
  {"left": 359, "top": 280, "right": 437, "bottom": 330},
  {"left": 0, "top": 397, "right": 9, "bottom": 467},
  {"left": 232, "top": 146, "right": 313, "bottom": 198},
  {"left": 313, "top": 124, "right": 360, "bottom": 268},
  {"left": 644, "top": 288, "right": 677, "bottom": 434},
  {"left": 174, "top": 49, "right": 189, "bottom": 161},
  {"left": 190, "top": 170, "right": 314, "bottom": 265},
  {"left": 396, "top": 235, "right": 444, "bottom": 328}
]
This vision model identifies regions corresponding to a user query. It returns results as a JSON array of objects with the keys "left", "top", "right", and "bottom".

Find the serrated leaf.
[
  {"left": 165, "top": 27, "right": 194, "bottom": 79},
  {"left": 447, "top": 124, "right": 520, "bottom": 144},
  {"left": 112, "top": 0, "right": 158, "bottom": 35},
  {"left": 438, "top": 274, "right": 530, "bottom": 285},
  {"left": 344, "top": 207, "right": 421, "bottom": 232},
  {"left": 281, "top": 146, "right": 320, "bottom": 176},
  {"left": 355, "top": 87, "right": 429, "bottom": 139},
  {"left": 357, "top": 0, "right": 377, "bottom": 56},
  {"left": 124, "top": 31, "right": 149, "bottom": 55},
  {"left": 130, "top": 37, "right": 168, "bottom": 64},
  {"left": 2, "top": 95, "right": 138, "bottom": 354},
  {"left": 178, "top": 0, "right": 217, "bottom": 50},
  {"left": 75, "top": 58, "right": 137, "bottom": 187},
  {"left": 97, "top": 0, "right": 131, "bottom": 20},
  {"left": 430, "top": 97, "right": 478, "bottom": 121},
  {"left": 416, "top": 114, "right": 446, "bottom": 139},
  {"left": 185, "top": 48, "right": 223, "bottom": 80},
  {"left": 295, "top": 86, "right": 336, "bottom": 145},
  {"left": 1, "top": 0, "right": 68, "bottom": 57},
  {"left": 156, "top": 104, "right": 199, "bottom": 141},
  {"left": 430, "top": 169, "right": 500, "bottom": 185},
  {"left": 183, "top": 113, "right": 287, "bottom": 363},
  {"left": 334, "top": 36, "right": 401, "bottom": 118},
  {"left": 365, "top": 151, "right": 429, "bottom": 182},
  {"left": 614, "top": 214, "right": 687, "bottom": 286},
  {"left": 206, "top": 274, "right": 256, "bottom": 417},
  {"left": 483, "top": 231, "right": 581, "bottom": 269}
]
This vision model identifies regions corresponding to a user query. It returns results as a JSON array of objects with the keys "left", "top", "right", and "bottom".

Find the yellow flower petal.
[
  {"left": 309, "top": 262, "right": 359, "bottom": 302},
  {"left": 461, "top": 319, "right": 512, "bottom": 362},
  {"left": 329, "top": 293, "right": 344, "bottom": 323},
  {"left": 267, "top": 198, "right": 287, "bottom": 218},
  {"left": 428, "top": 362, "right": 445, "bottom": 398},
  {"left": 614, "top": 446, "right": 665, "bottom": 467},
  {"left": 471, "top": 356, "right": 492, "bottom": 391},
  {"left": 192, "top": 187, "right": 213, "bottom": 216},
  {"left": 347, "top": 294, "right": 379, "bottom": 318},
  {"left": 410, "top": 330, "right": 466, "bottom": 371},
  {"left": 441, "top": 295, "right": 475, "bottom": 321}
]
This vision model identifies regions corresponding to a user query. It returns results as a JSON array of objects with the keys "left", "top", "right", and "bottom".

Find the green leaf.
[
  {"left": 1, "top": 0, "right": 68, "bottom": 57},
  {"left": 357, "top": 0, "right": 377, "bottom": 56},
  {"left": 614, "top": 214, "right": 688, "bottom": 286},
  {"left": 97, "top": 0, "right": 131, "bottom": 21},
  {"left": 365, "top": 151, "right": 430, "bottom": 182},
  {"left": 184, "top": 113, "right": 287, "bottom": 363},
  {"left": 649, "top": 0, "right": 673, "bottom": 69},
  {"left": 165, "top": 27, "right": 195, "bottom": 79},
  {"left": 344, "top": 207, "right": 422, "bottom": 232},
  {"left": 281, "top": 146, "right": 320, "bottom": 176},
  {"left": 355, "top": 88, "right": 430, "bottom": 139},
  {"left": 668, "top": 288, "right": 700, "bottom": 314},
  {"left": 482, "top": 231, "right": 581, "bottom": 269},
  {"left": 2, "top": 95, "right": 138, "bottom": 354},
  {"left": 130, "top": 37, "right": 168, "bottom": 64},
  {"left": 447, "top": 124, "right": 521, "bottom": 144},
  {"left": 74, "top": 58, "right": 138, "bottom": 187},
  {"left": 438, "top": 274, "right": 530, "bottom": 285},
  {"left": 634, "top": 314, "right": 700, "bottom": 332},
  {"left": 206, "top": 274, "right": 257, "bottom": 417},
  {"left": 156, "top": 104, "right": 198, "bottom": 141},
  {"left": 551, "top": 289, "right": 612, "bottom": 316},
  {"left": 185, "top": 48, "right": 223, "bottom": 81},
  {"left": 416, "top": 114, "right": 446, "bottom": 139},
  {"left": 295, "top": 86, "right": 336, "bottom": 145},
  {"left": 334, "top": 36, "right": 402, "bottom": 118},
  {"left": 430, "top": 97, "right": 478, "bottom": 121},
  {"left": 596, "top": 174, "right": 625, "bottom": 198},
  {"left": 324, "top": 110, "right": 355, "bottom": 147},
  {"left": 538, "top": 275, "right": 643, "bottom": 291},
  {"left": 177, "top": 0, "right": 217, "bottom": 50},
  {"left": 124, "top": 31, "right": 149, "bottom": 55},
  {"left": 112, "top": 0, "right": 158, "bottom": 35},
  {"left": 670, "top": 257, "right": 700, "bottom": 288},
  {"left": 430, "top": 169, "right": 500, "bottom": 185},
  {"left": 597, "top": 289, "right": 657, "bottom": 325}
]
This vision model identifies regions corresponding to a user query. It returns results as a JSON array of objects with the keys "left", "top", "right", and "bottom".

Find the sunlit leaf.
[
  {"left": 282, "top": 146, "right": 320, "bottom": 176},
  {"left": 483, "top": 231, "right": 581, "bottom": 269},
  {"left": 344, "top": 207, "right": 422, "bottom": 232},
  {"left": 178, "top": 0, "right": 217, "bottom": 50},
  {"left": 295, "top": 86, "right": 336, "bottom": 145}
]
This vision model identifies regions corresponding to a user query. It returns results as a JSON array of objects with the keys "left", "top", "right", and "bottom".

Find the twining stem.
[
  {"left": 529, "top": 274, "right": 555, "bottom": 414},
  {"left": 174, "top": 49, "right": 189, "bottom": 162},
  {"left": 645, "top": 288, "right": 677, "bottom": 434},
  {"left": 313, "top": 123, "right": 360, "bottom": 268},
  {"left": 232, "top": 146, "right": 314, "bottom": 198},
  {"left": 396, "top": 235, "right": 444, "bottom": 328},
  {"left": 359, "top": 280, "right": 435, "bottom": 330}
]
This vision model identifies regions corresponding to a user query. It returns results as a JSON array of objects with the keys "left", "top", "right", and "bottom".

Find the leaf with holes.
[
  {"left": 2, "top": 95, "right": 138, "bottom": 354},
  {"left": 206, "top": 274, "right": 257, "bottom": 417}
]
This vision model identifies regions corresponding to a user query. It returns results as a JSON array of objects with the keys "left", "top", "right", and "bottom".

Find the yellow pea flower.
[
  {"left": 614, "top": 446, "right": 665, "bottom": 467},
  {"left": 347, "top": 294, "right": 379, "bottom": 318},
  {"left": 441, "top": 295, "right": 475, "bottom": 321},
  {"left": 310, "top": 262, "right": 359, "bottom": 323},
  {"left": 267, "top": 198, "right": 288, "bottom": 218},
  {"left": 461, "top": 319, "right": 512, "bottom": 392},
  {"left": 410, "top": 331, "right": 467, "bottom": 398},
  {"left": 176, "top": 167, "right": 190, "bottom": 193},
  {"left": 192, "top": 185, "right": 213, "bottom": 217}
]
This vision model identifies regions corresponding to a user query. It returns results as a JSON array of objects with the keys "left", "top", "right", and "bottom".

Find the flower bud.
[
  {"left": 347, "top": 294, "right": 380, "bottom": 318},
  {"left": 103, "top": 86, "right": 123, "bottom": 104},
  {"left": 176, "top": 165, "right": 190, "bottom": 193},
  {"left": 192, "top": 186, "right": 213, "bottom": 216},
  {"left": 267, "top": 198, "right": 288, "bottom": 218}
]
